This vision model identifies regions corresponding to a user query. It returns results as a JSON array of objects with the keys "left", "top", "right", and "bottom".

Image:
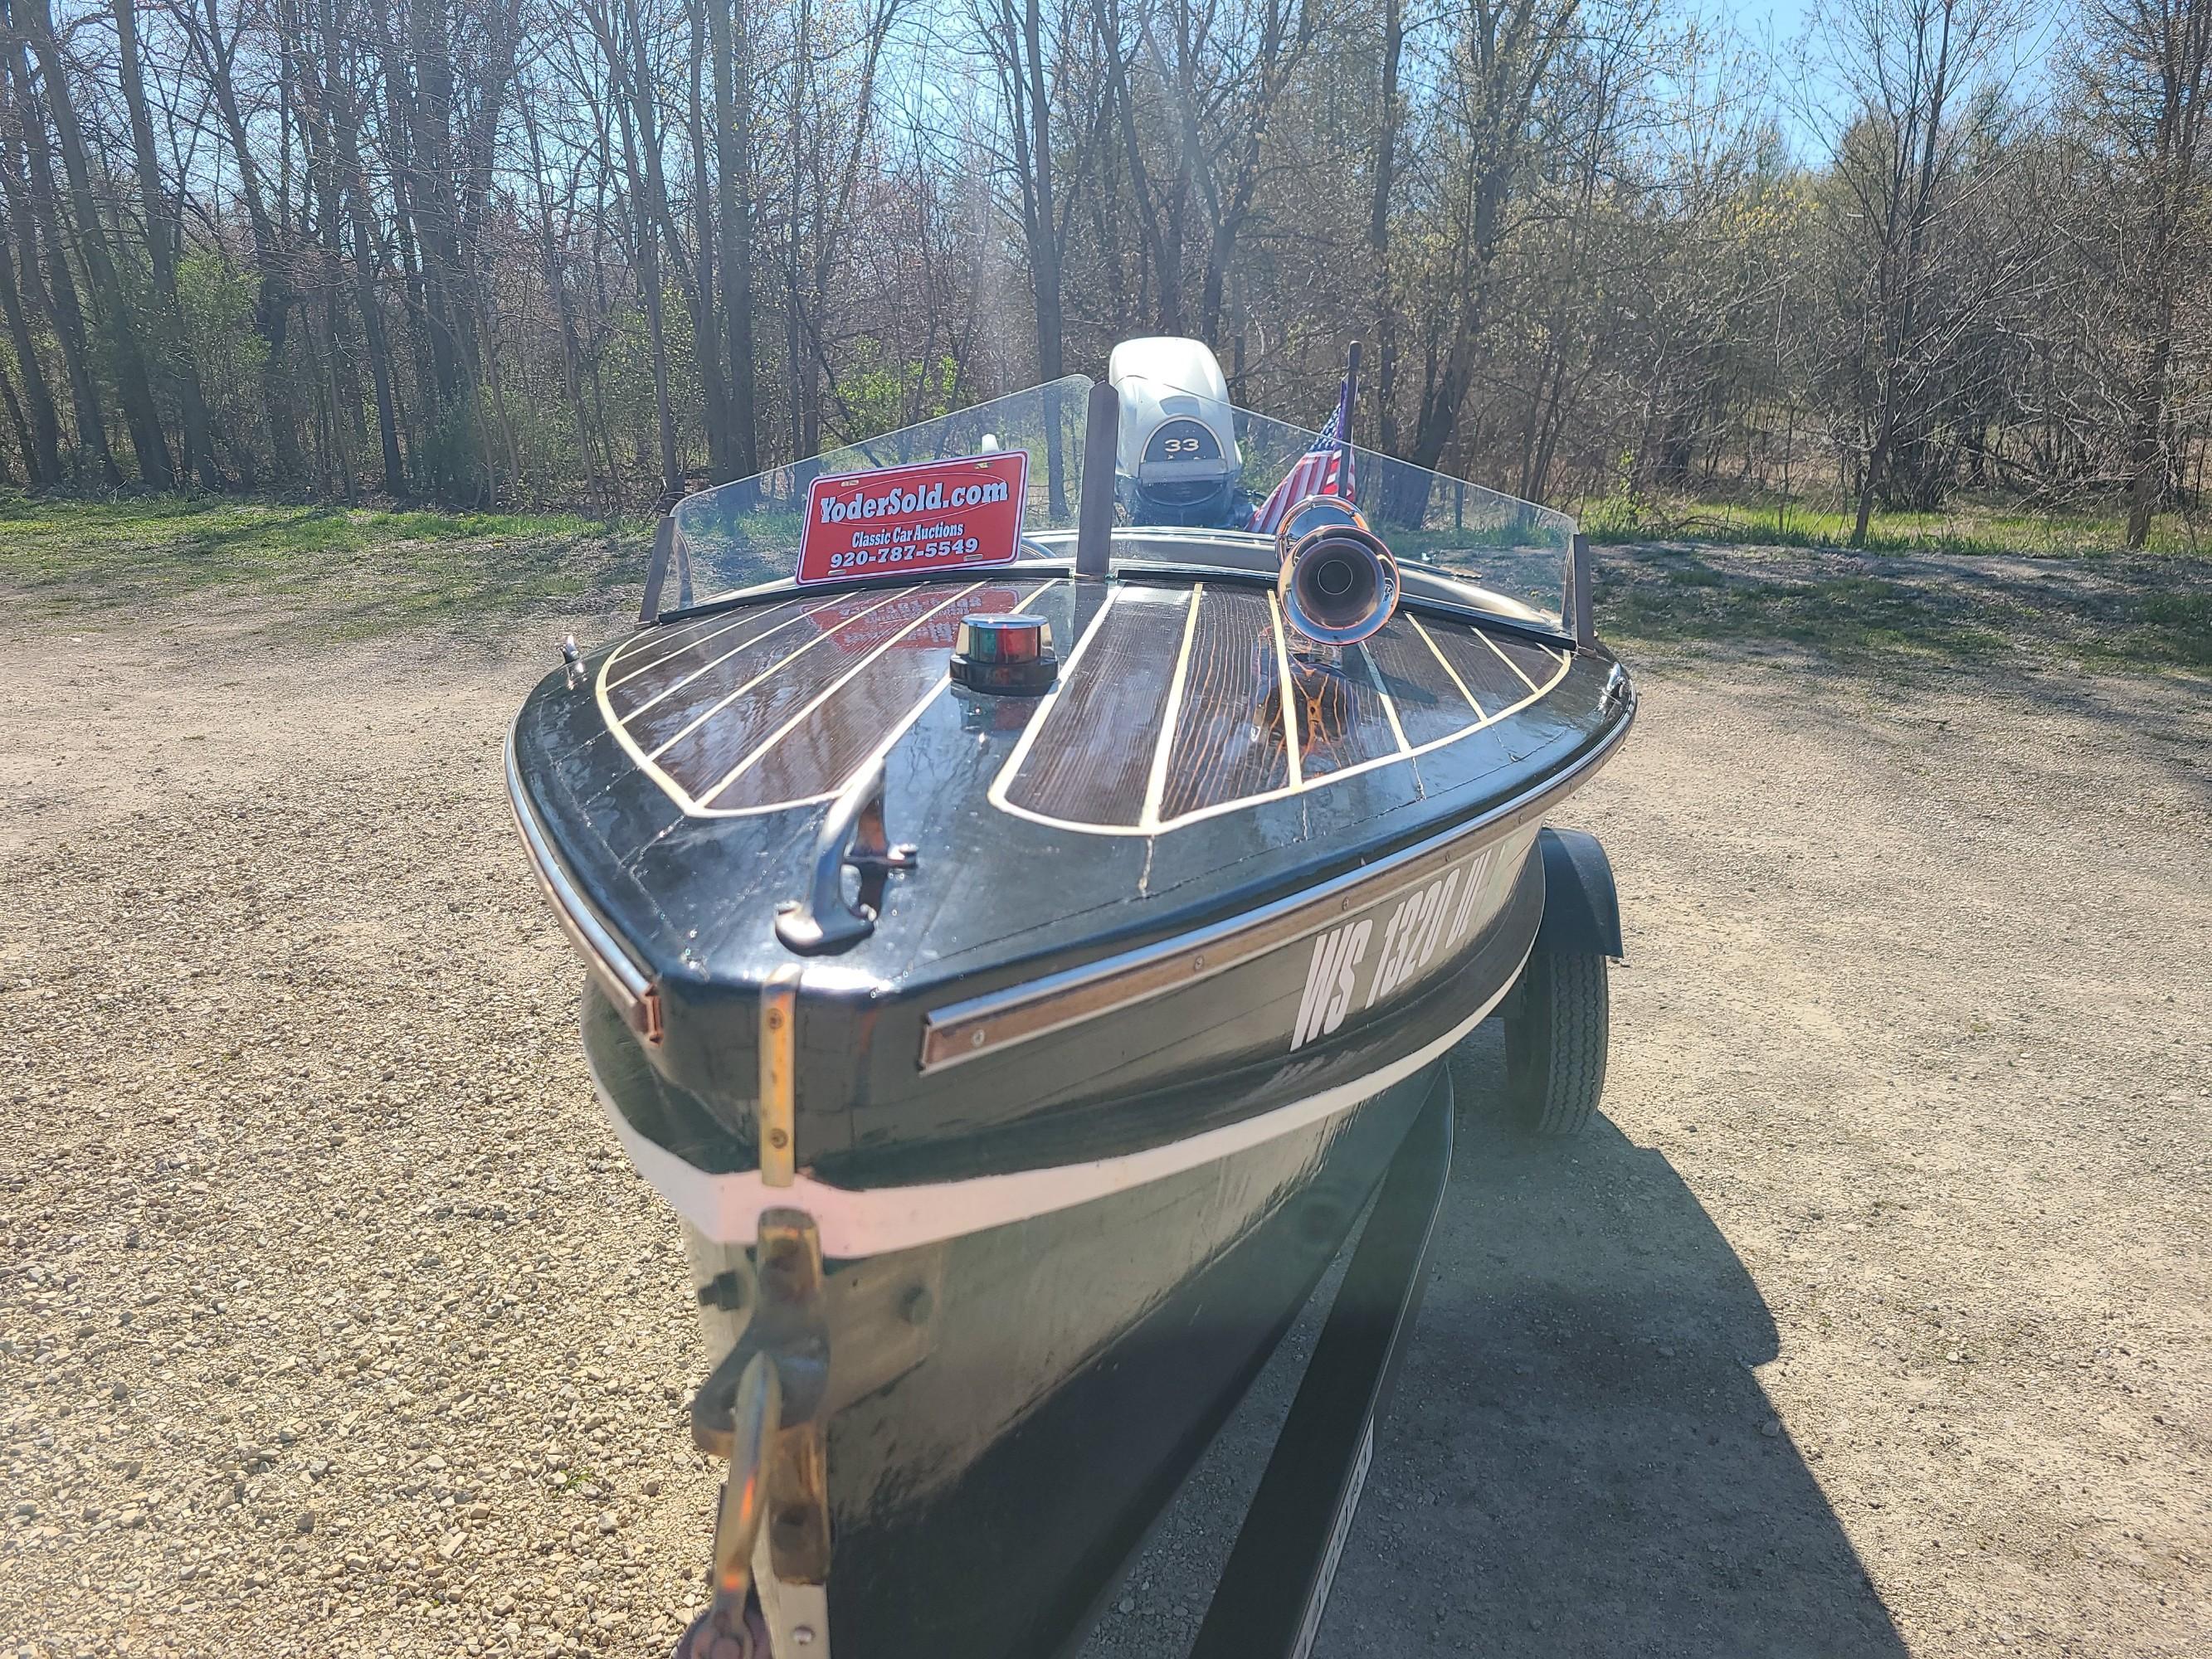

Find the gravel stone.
[{"left": 0, "top": 611, "right": 722, "bottom": 1656}]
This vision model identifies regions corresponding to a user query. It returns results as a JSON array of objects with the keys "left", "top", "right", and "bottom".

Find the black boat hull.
[
  {"left": 511, "top": 551, "right": 1635, "bottom": 1655},
  {"left": 677, "top": 1055, "right": 1442, "bottom": 1659}
]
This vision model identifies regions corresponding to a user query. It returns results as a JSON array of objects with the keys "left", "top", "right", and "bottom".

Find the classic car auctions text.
[{"left": 796, "top": 450, "right": 1029, "bottom": 586}]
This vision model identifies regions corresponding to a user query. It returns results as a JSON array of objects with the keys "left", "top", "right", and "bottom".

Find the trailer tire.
[{"left": 1502, "top": 946, "right": 1609, "bottom": 1137}]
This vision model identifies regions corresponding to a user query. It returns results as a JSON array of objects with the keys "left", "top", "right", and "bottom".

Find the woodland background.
[{"left": 0, "top": 0, "right": 2203, "bottom": 547}]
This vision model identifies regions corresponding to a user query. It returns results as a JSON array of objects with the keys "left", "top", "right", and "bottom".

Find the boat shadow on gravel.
[{"left": 1075, "top": 1025, "right": 1907, "bottom": 1659}]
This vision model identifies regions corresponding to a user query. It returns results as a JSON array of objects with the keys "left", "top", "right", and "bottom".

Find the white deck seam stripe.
[
  {"left": 987, "top": 586, "right": 1123, "bottom": 811},
  {"left": 1269, "top": 591, "right": 1303, "bottom": 791},
  {"left": 1139, "top": 586, "right": 1206, "bottom": 833},
  {"left": 1359, "top": 642, "right": 1413, "bottom": 756},
  {"left": 989, "top": 627, "right": 1571, "bottom": 839},
  {"left": 695, "top": 582, "right": 987, "bottom": 807},
  {"left": 611, "top": 596, "right": 845, "bottom": 712},
  {"left": 1479, "top": 627, "right": 1545, "bottom": 695},
  {"left": 1409, "top": 615, "right": 1487, "bottom": 719},
  {"left": 606, "top": 596, "right": 826, "bottom": 692},
  {"left": 641, "top": 589, "right": 912, "bottom": 763},
  {"left": 601, "top": 613, "right": 718, "bottom": 682},
  {"left": 699, "top": 581, "right": 1061, "bottom": 820}
]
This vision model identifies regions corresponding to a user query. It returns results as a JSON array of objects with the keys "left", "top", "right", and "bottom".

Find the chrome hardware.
[
  {"left": 1276, "top": 496, "right": 1400, "bottom": 648},
  {"left": 685, "top": 1210, "right": 833, "bottom": 1654},
  {"left": 773, "top": 755, "right": 917, "bottom": 955},
  {"left": 560, "top": 634, "right": 584, "bottom": 688},
  {"left": 1603, "top": 660, "right": 1633, "bottom": 713},
  {"left": 506, "top": 730, "right": 663, "bottom": 1044}
]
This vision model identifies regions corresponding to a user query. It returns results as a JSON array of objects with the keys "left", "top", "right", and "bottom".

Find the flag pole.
[{"left": 1339, "top": 340, "right": 1361, "bottom": 501}]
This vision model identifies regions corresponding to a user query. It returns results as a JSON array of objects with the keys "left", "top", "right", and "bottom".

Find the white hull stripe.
[{"left": 588, "top": 953, "right": 1523, "bottom": 1258}]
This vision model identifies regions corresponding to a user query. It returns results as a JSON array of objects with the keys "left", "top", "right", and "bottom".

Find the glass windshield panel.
[
  {"left": 1108, "top": 373, "right": 1575, "bottom": 629},
  {"left": 665, "top": 373, "right": 1573, "bottom": 630},
  {"left": 670, "top": 378, "right": 1092, "bottom": 606}
]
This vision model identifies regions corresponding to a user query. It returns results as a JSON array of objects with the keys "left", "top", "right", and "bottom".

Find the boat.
[{"left": 504, "top": 338, "right": 1635, "bottom": 1658}]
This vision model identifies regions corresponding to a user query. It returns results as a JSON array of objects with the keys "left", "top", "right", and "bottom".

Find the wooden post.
[
  {"left": 1076, "top": 380, "right": 1119, "bottom": 580},
  {"left": 639, "top": 515, "right": 676, "bottom": 623},
  {"left": 1570, "top": 531, "right": 1595, "bottom": 649}
]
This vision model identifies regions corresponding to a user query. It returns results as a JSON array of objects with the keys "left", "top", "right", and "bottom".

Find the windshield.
[{"left": 666, "top": 372, "right": 1576, "bottom": 631}]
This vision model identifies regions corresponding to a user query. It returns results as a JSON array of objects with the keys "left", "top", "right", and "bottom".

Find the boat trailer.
[{"left": 1183, "top": 1064, "right": 1456, "bottom": 1659}]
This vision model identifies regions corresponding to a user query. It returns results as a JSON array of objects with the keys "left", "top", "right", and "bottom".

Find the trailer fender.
[{"left": 1534, "top": 826, "right": 1623, "bottom": 961}]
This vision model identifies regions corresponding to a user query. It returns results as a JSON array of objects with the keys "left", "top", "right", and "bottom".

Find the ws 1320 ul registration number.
[{"left": 1288, "top": 847, "right": 1495, "bottom": 1053}]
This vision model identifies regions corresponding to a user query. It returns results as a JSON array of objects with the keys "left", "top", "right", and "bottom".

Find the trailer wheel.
[{"left": 1501, "top": 946, "right": 1609, "bottom": 1136}]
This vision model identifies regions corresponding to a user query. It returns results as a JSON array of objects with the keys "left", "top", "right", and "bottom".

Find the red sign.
[{"left": 796, "top": 451, "right": 1028, "bottom": 586}]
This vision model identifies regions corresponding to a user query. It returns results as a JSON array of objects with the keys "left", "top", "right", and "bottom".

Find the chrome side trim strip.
[
  {"left": 919, "top": 686, "right": 1632, "bottom": 1072},
  {"left": 504, "top": 724, "right": 664, "bottom": 1045},
  {"left": 599, "top": 951, "right": 1527, "bottom": 1255}
]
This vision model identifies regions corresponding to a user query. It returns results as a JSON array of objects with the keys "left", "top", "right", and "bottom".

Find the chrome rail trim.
[
  {"left": 504, "top": 724, "right": 664, "bottom": 1044},
  {"left": 918, "top": 684, "right": 1633, "bottom": 1072}
]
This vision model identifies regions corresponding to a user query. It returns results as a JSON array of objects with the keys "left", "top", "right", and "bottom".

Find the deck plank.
[
  {"left": 1001, "top": 586, "right": 1191, "bottom": 829},
  {"left": 720, "top": 581, "right": 1045, "bottom": 810},
  {"left": 1157, "top": 587, "right": 1294, "bottom": 824}
]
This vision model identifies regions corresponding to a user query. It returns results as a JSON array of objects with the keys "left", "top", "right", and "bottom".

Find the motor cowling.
[{"left": 1275, "top": 496, "right": 1400, "bottom": 647}]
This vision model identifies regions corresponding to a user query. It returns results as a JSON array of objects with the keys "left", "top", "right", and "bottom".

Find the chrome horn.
[{"left": 1275, "top": 496, "right": 1400, "bottom": 647}]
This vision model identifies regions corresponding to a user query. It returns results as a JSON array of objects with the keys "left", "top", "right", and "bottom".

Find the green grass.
[
  {"left": 0, "top": 494, "right": 648, "bottom": 635},
  {"left": 1601, "top": 542, "right": 2212, "bottom": 674},
  {"left": 1576, "top": 492, "right": 2205, "bottom": 559},
  {"left": 4, "top": 491, "right": 2205, "bottom": 675}
]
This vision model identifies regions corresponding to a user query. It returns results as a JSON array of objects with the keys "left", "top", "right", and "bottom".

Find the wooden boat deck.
[{"left": 596, "top": 575, "right": 1571, "bottom": 831}]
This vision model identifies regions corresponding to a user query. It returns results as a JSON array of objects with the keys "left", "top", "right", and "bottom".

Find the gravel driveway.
[{"left": 2, "top": 590, "right": 2206, "bottom": 1659}]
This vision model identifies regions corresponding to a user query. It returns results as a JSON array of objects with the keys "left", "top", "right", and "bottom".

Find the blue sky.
[{"left": 1733, "top": 0, "right": 2065, "bottom": 159}]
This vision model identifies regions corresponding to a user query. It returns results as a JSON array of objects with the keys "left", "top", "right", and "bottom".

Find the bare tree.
[{"left": 2075, "top": 0, "right": 2212, "bottom": 545}]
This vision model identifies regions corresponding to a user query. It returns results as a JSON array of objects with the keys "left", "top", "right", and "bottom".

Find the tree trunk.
[
  {"left": 184, "top": 0, "right": 300, "bottom": 485},
  {"left": 0, "top": 353, "right": 28, "bottom": 482},
  {"left": 331, "top": 45, "right": 406, "bottom": 492},
  {"left": 1001, "top": 0, "right": 1065, "bottom": 511},
  {"left": 2124, "top": 329, "right": 2171, "bottom": 548},
  {"left": 710, "top": 0, "right": 758, "bottom": 479},
  {"left": 604, "top": 0, "right": 683, "bottom": 503},
  {"left": 519, "top": 96, "right": 604, "bottom": 496},
  {"left": 0, "top": 27, "right": 114, "bottom": 486},
  {"left": 686, "top": 2, "right": 728, "bottom": 480},
  {"left": 0, "top": 200, "right": 56, "bottom": 483},
  {"left": 20, "top": 0, "right": 174, "bottom": 487},
  {"left": 1370, "top": 0, "right": 1404, "bottom": 455},
  {"left": 114, "top": 0, "right": 218, "bottom": 489}
]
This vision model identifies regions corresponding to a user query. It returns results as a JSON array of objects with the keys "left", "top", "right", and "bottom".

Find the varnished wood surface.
[
  {"left": 600, "top": 580, "right": 1045, "bottom": 814},
  {"left": 714, "top": 581, "right": 1039, "bottom": 811},
  {"left": 1419, "top": 617, "right": 1545, "bottom": 715},
  {"left": 997, "top": 586, "right": 1191, "bottom": 828},
  {"left": 1157, "top": 587, "right": 1292, "bottom": 823},
  {"left": 1367, "top": 623, "right": 1482, "bottom": 746},
  {"left": 1294, "top": 651, "right": 1401, "bottom": 780},
  {"left": 595, "top": 572, "right": 1571, "bottom": 828}
]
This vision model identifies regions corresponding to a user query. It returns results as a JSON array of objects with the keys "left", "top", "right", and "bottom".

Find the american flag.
[{"left": 1246, "top": 387, "right": 1355, "bottom": 535}]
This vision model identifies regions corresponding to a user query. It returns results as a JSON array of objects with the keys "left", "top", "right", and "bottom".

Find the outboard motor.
[
  {"left": 1108, "top": 338, "right": 1245, "bottom": 528},
  {"left": 1275, "top": 494, "right": 1400, "bottom": 647}
]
